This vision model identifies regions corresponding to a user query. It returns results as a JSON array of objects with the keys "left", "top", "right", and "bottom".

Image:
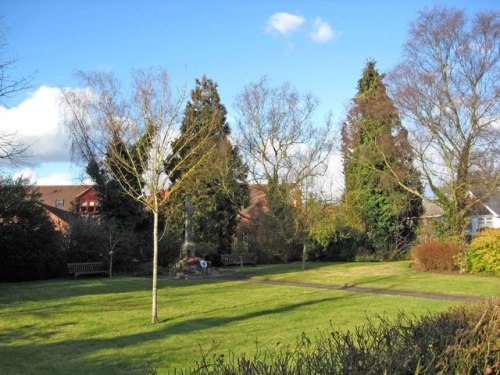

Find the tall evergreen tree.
[
  {"left": 165, "top": 76, "right": 248, "bottom": 255},
  {"left": 342, "top": 61, "right": 422, "bottom": 256}
]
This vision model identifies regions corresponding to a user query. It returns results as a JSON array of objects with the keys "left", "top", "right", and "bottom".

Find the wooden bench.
[
  {"left": 67, "top": 262, "right": 109, "bottom": 280},
  {"left": 221, "top": 254, "right": 257, "bottom": 267}
]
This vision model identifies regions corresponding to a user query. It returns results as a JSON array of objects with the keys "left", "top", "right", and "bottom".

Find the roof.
[
  {"left": 34, "top": 185, "right": 91, "bottom": 212},
  {"left": 74, "top": 187, "right": 95, "bottom": 200},
  {"left": 483, "top": 191, "right": 500, "bottom": 216},
  {"left": 422, "top": 201, "right": 444, "bottom": 218},
  {"left": 41, "top": 204, "right": 76, "bottom": 225},
  {"left": 468, "top": 190, "right": 500, "bottom": 217}
]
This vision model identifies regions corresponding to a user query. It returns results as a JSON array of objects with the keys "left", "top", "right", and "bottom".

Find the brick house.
[
  {"left": 235, "top": 184, "right": 269, "bottom": 245},
  {"left": 34, "top": 185, "right": 99, "bottom": 231}
]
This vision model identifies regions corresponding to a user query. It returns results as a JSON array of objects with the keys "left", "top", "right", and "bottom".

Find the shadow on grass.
[
  {"left": 164, "top": 292, "right": 347, "bottom": 332},
  {"left": 0, "top": 293, "right": 347, "bottom": 374},
  {"left": 0, "top": 321, "right": 78, "bottom": 343},
  {"left": 0, "top": 261, "right": 361, "bottom": 307},
  {"left": 0, "top": 275, "right": 248, "bottom": 307}
]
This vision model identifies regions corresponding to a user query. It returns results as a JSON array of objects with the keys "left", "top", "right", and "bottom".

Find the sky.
[{"left": 1, "top": 0, "right": 497, "bottom": 192}]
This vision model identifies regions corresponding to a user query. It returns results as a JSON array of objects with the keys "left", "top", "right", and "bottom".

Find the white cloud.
[
  {"left": 37, "top": 171, "right": 75, "bottom": 185},
  {"left": 12, "top": 165, "right": 83, "bottom": 186},
  {"left": 491, "top": 118, "right": 500, "bottom": 130},
  {"left": 310, "top": 18, "right": 335, "bottom": 43},
  {"left": 12, "top": 168, "right": 36, "bottom": 183},
  {"left": 0, "top": 86, "right": 70, "bottom": 163},
  {"left": 266, "top": 12, "right": 305, "bottom": 35},
  {"left": 315, "top": 151, "right": 343, "bottom": 200}
]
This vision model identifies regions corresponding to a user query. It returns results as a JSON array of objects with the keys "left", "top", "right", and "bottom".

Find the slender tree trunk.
[
  {"left": 301, "top": 241, "right": 307, "bottom": 270},
  {"left": 151, "top": 209, "right": 159, "bottom": 324},
  {"left": 109, "top": 252, "right": 113, "bottom": 278}
]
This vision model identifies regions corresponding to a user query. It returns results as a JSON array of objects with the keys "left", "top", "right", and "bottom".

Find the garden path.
[{"left": 217, "top": 273, "right": 486, "bottom": 302}]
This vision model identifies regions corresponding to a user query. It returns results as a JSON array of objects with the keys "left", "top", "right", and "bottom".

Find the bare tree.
[
  {"left": 0, "top": 130, "right": 30, "bottom": 168},
  {"left": 234, "top": 77, "right": 335, "bottom": 261},
  {"left": 0, "top": 23, "right": 31, "bottom": 103},
  {"left": 62, "top": 69, "right": 214, "bottom": 323},
  {"left": 388, "top": 7, "right": 499, "bottom": 235},
  {"left": 0, "top": 22, "right": 32, "bottom": 169}
]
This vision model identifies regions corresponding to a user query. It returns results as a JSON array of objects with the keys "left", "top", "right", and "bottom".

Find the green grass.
[
  {"left": 0, "top": 262, "right": 498, "bottom": 374},
  {"left": 244, "top": 261, "right": 500, "bottom": 297}
]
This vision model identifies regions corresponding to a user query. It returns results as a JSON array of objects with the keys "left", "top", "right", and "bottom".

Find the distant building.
[
  {"left": 421, "top": 192, "right": 500, "bottom": 236},
  {"left": 235, "top": 184, "right": 269, "bottom": 245},
  {"left": 421, "top": 201, "right": 445, "bottom": 224},
  {"left": 33, "top": 185, "right": 99, "bottom": 231},
  {"left": 467, "top": 191, "right": 500, "bottom": 235}
]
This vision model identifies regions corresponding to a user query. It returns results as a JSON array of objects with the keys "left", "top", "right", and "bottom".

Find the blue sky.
[{"left": 1, "top": 0, "right": 497, "bottom": 187}]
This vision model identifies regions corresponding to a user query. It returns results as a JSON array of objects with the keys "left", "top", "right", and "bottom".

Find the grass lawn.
[
  {"left": 0, "top": 261, "right": 498, "bottom": 374},
  {"left": 243, "top": 261, "right": 500, "bottom": 297}
]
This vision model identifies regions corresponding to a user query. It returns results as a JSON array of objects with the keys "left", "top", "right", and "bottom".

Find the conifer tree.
[
  {"left": 342, "top": 61, "right": 422, "bottom": 256},
  {"left": 165, "top": 76, "right": 248, "bottom": 256}
]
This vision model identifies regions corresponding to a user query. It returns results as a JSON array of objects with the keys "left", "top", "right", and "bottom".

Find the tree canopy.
[
  {"left": 235, "top": 77, "right": 334, "bottom": 261},
  {"left": 389, "top": 7, "right": 499, "bottom": 236}
]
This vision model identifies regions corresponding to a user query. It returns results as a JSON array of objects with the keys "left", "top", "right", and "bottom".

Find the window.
[{"left": 55, "top": 199, "right": 64, "bottom": 208}]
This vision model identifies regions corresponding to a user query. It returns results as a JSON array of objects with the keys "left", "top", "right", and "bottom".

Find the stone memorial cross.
[{"left": 181, "top": 195, "right": 196, "bottom": 258}]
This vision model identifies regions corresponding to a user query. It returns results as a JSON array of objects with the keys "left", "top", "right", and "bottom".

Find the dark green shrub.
[
  {"left": 0, "top": 177, "right": 63, "bottom": 281},
  {"left": 134, "top": 261, "right": 168, "bottom": 276},
  {"left": 410, "top": 240, "right": 462, "bottom": 272},
  {"left": 64, "top": 217, "right": 107, "bottom": 262},
  {"left": 158, "top": 233, "right": 182, "bottom": 266},
  {"left": 153, "top": 300, "right": 499, "bottom": 374},
  {"left": 63, "top": 217, "right": 155, "bottom": 274},
  {"left": 308, "top": 227, "right": 363, "bottom": 262}
]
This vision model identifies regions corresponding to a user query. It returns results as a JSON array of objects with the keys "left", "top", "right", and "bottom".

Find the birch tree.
[{"left": 62, "top": 69, "right": 214, "bottom": 323}]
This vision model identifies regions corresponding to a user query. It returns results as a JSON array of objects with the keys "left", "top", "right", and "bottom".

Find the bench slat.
[
  {"left": 67, "top": 262, "right": 109, "bottom": 279},
  {"left": 221, "top": 254, "right": 257, "bottom": 266}
]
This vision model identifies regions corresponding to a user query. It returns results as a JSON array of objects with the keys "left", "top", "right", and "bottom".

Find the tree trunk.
[
  {"left": 151, "top": 210, "right": 159, "bottom": 324},
  {"left": 109, "top": 252, "right": 113, "bottom": 278},
  {"left": 301, "top": 241, "right": 307, "bottom": 270}
]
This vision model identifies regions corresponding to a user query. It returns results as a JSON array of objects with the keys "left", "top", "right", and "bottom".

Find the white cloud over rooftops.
[
  {"left": 266, "top": 12, "right": 305, "bottom": 35},
  {"left": 0, "top": 86, "right": 70, "bottom": 163},
  {"left": 310, "top": 17, "right": 335, "bottom": 43}
]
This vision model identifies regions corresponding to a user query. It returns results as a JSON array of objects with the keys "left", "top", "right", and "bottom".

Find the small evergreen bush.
[
  {"left": 461, "top": 229, "right": 500, "bottom": 276},
  {"left": 152, "top": 300, "right": 499, "bottom": 374},
  {"left": 410, "top": 240, "right": 462, "bottom": 272}
]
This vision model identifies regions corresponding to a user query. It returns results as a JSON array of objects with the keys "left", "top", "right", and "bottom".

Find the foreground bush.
[
  {"left": 152, "top": 300, "right": 499, "bottom": 374},
  {"left": 410, "top": 240, "right": 462, "bottom": 272},
  {"left": 461, "top": 229, "right": 500, "bottom": 276}
]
